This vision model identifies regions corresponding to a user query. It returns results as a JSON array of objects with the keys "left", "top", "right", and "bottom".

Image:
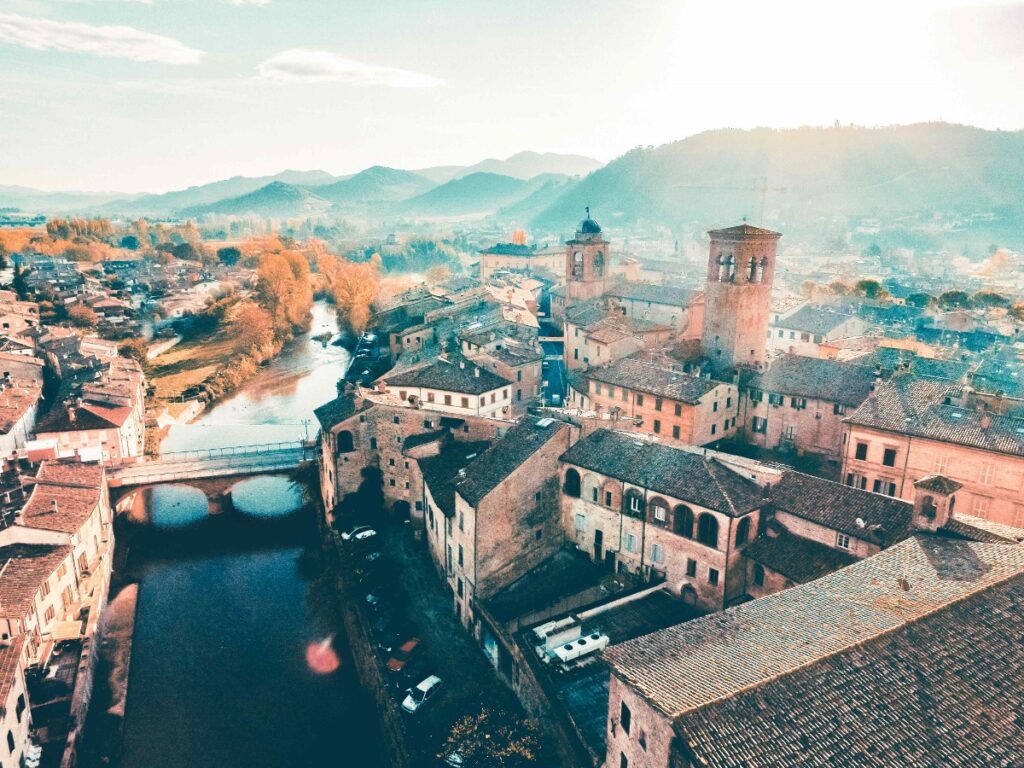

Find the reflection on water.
[
  {"left": 231, "top": 477, "right": 303, "bottom": 519},
  {"left": 161, "top": 302, "right": 351, "bottom": 454},
  {"left": 143, "top": 484, "right": 209, "bottom": 528}
]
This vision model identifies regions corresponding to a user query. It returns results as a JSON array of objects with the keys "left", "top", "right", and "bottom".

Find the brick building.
[
  {"left": 767, "top": 304, "right": 868, "bottom": 357},
  {"left": 380, "top": 356, "right": 514, "bottom": 418}
]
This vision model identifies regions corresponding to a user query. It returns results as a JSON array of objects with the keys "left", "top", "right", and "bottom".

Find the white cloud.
[
  {"left": 256, "top": 49, "right": 445, "bottom": 88},
  {"left": 0, "top": 13, "right": 202, "bottom": 64}
]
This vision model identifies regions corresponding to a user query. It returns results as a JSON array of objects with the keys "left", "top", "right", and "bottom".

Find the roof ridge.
[{"left": 667, "top": 540, "right": 1024, "bottom": 721}]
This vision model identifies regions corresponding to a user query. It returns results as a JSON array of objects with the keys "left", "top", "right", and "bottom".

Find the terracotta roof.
[
  {"left": 35, "top": 461, "right": 104, "bottom": 489},
  {"left": 455, "top": 417, "right": 569, "bottom": 506},
  {"left": 770, "top": 471, "right": 913, "bottom": 547},
  {"left": 604, "top": 536, "right": 1024, "bottom": 729},
  {"left": 585, "top": 358, "right": 719, "bottom": 405},
  {"left": 313, "top": 394, "right": 362, "bottom": 432},
  {"left": 0, "top": 636, "right": 26, "bottom": 708},
  {"left": 913, "top": 474, "right": 963, "bottom": 495},
  {"left": 384, "top": 357, "right": 511, "bottom": 396},
  {"left": 846, "top": 375, "right": 1024, "bottom": 457},
  {"left": 0, "top": 544, "right": 72, "bottom": 617},
  {"left": 21, "top": 462, "right": 104, "bottom": 534},
  {"left": 584, "top": 316, "right": 668, "bottom": 344},
  {"left": 707, "top": 223, "right": 781, "bottom": 239},
  {"left": 560, "top": 430, "right": 764, "bottom": 516},
  {"left": 745, "top": 354, "right": 876, "bottom": 407},
  {"left": 667, "top": 539, "right": 1024, "bottom": 767},
  {"left": 0, "top": 380, "right": 41, "bottom": 435},
  {"left": 742, "top": 528, "right": 857, "bottom": 583},
  {"left": 605, "top": 282, "right": 694, "bottom": 307}
]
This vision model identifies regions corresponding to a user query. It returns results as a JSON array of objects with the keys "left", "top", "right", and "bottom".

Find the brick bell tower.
[
  {"left": 701, "top": 223, "right": 781, "bottom": 378},
  {"left": 565, "top": 208, "right": 609, "bottom": 302}
]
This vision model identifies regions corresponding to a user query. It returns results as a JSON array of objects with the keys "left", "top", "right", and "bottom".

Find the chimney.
[
  {"left": 911, "top": 475, "right": 962, "bottom": 532},
  {"left": 49, "top": 499, "right": 58, "bottom": 515},
  {"left": 474, "top": 367, "right": 480, "bottom": 377},
  {"left": 68, "top": 405, "right": 76, "bottom": 424},
  {"left": 459, "top": 360, "right": 465, "bottom": 369},
  {"left": 980, "top": 412, "right": 992, "bottom": 429}
]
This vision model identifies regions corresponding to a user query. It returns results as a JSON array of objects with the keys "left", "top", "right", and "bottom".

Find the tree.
[
  {"left": 1009, "top": 304, "right": 1024, "bottom": 322},
  {"left": 120, "top": 235, "right": 140, "bottom": 250},
  {"left": 862, "top": 243, "right": 882, "bottom": 258},
  {"left": 939, "top": 290, "right": 971, "bottom": 310},
  {"left": 439, "top": 708, "right": 541, "bottom": 767},
  {"left": 217, "top": 246, "right": 241, "bottom": 266},
  {"left": 172, "top": 242, "right": 199, "bottom": 261},
  {"left": 230, "top": 302, "right": 275, "bottom": 356},
  {"left": 853, "top": 279, "right": 887, "bottom": 300},
  {"left": 829, "top": 280, "right": 849, "bottom": 296},
  {"left": 905, "top": 293, "right": 934, "bottom": 309},
  {"left": 972, "top": 291, "right": 1010, "bottom": 309},
  {"left": 12, "top": 266, "right": 29, "bottom": 300},
  {"left": 67, "top": 304, "right": 99, "bottom": 328},
  {"left": 118, "top": 338, "right": 149, "bottom": 368}
]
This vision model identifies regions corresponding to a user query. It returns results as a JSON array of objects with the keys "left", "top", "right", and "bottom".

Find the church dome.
[{"left": 577, "top": 208, "right": 601, "bottom": 235}]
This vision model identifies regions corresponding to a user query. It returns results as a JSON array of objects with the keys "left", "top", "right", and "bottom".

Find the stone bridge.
[{"left": 107, "top": 440, "right": 316, "bottom": 487}]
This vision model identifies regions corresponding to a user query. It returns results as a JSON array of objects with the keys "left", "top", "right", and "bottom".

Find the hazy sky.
[{"left": 1, "top": 0, "right": 1022, "bottom": 192}]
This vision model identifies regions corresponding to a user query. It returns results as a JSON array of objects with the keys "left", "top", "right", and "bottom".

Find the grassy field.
[{"left": 148, "top": 326, "right": 245, "bottom": 401}]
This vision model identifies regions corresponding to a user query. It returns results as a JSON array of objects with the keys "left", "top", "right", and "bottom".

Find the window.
[
  {"left": 882, "top": 447, "right": 897, "bottom": 467},
  {"left": 735, "top": 517, "right": 751, "bottom": 545},
  {"left": 458, "top": 545, "right": 464, "bottom": 567},
  {"left": 58, "top": 563, "right": 67, "bottom": 579},
  {"left": 833, "top": 403, "right": 847, "bottom": 416},
  {"left": 686, "top": 559, "right": 697, "bottom": 577},
  {"left": 564, "top": 469, "right": 581, "bottom": 498},
  {"left": 672, "top": 425, "right": 681, "bottom": 439},
  {"left": 783, "top": 424, "right": 796, "bottom": 440},
  {"left": 369, "top": 437, "right": 377, "bottom": 450},
  {"left": 444, "top": 395, "right": 452, "bottom": 406},
  {"left": 653, "top": 419, "right": 661, "bottom": 434},
  {"left": 920, "top": 495, "right": 937, "bottom": 520},
  {"left": 574, "top": 513, "right": 586, "bottom": 532},
  {"left": 625, "top": 533, "right": 637, "bottom": 553},
  {"left": 15, "top": 694, "right": 24, "bottom": 723},
  {"left": 791, "top": 397, "right": 807, "bottom": 410},
  {"left": 461, "top": 397, "right": 469, "bottom": 408},
  {"left": 388, "top": 457, "right": 395, "bottom": 467},
  {"left": 711, "top": 424, "right": 717, "bottom": 436},
  {"left": 837, "top": 533, "right": 851, "bottom": 549},
  {"left": 595, "top": 382, "right": 602, "bottom": 395},
  {"left": 651, "top": 543, "right": 664, "bottom": 563},
  {"left": 636, "top": 394, "right": 644, "bottom": 406},
  {"left": 749, "top": 388, "right": 763, "bottom": 403},
  {"left": 628, "top": 493, "right": 644, "bottom": 516},
  {"left": 535, "top": 529, "right": 542, "bottom": 541},
  {"left": 972, "top": 496, "right": 990, "bottom": 516},
  {"left": 708, "top": 568, "right": 720, "bottom": 586},
  {"left": 674, "top": 403, "right": 682, "bottom": 416},
  {"left": 697, "top": 514, "right": 719, "bottom": 548},
  {"left": 768, "top": 393, "right": 784, "bottom": 406},
  {"left": 6, "top": 731, "right": 13, "bottom": 753},
  {"left": 980, "top": 463, "right": 995, "bottom": 484},
  {"left": 607, "top": 386, "right": 615, "bottom": 398},
  {"left": 674, "top": 505, "right": 694, "bottom": 538},
  {"left": 40, "top": 580, "right": 50, "bottom": 597},
  {"left": 620, "top": 702, "right": 632, "bottom": 735},
  {"left": 459, "top": 511, "right": 464, "bottom": 531},
  {"left": 935, "top": 455, "right": 950, "bottom": 474},
  {"left": 713, "top": 401, "right": 719, "bottom": 412},
  {"left": 517, "top": 370, "right": 523, "bottom": 382},
  {"left": 457, "top": 578, "right": 463, "bottom": 598},
  {"left": 855, "top": 442, "right": 868, "bottom": 460},
  {"left": 574, "top": 348, "right": 579, "bottom": 360},
  {"left": 752, "top": 416, "right": 767, "bottom": 433},
  {"left": 620, "top": 755, "right": 628, "bottom": 768},
  {"left": 726, "top": 396, "right": 732, "bottom": 408},
  {"left": 655, "top": 397, "right": 663, "bottom": 411},
  {"left": 535, "top": 491, "right": 542, "bottom": 503},
  {"left": 651, "top": 501, "right": 667, "bottom": 523},
  {"left": 44, "top": 606, "right": 55, "bottom": 623},
  {"left": 605, "top": 490, "right": 614, "bottom": 507},
  {"left": 423, "top": 419, "right": 433, "bottom": 428},
  {"left": 389, "top": 478, "right": 396, "bottom": 487},
  {"left": 753, "top": 564, "right": 765, "bottom": 586},
  {"left": 393, "top": 415, "right": 401, "bottom": 424}
]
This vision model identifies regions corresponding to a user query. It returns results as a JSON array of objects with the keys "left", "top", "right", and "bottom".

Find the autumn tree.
[
  {"left": 230, "top": 301, "right": 275, "bottom": 356},
  {"left": 118, "top": 338, "right": 149, "bottom": 368},
  {"left": 67, "top": 304, "right": 99, "bottom": 328},
  {"left": 320, "top": 255, "right": 379, "bottom": 334},
  {"left": 439, "top": 708, "right": 541, "bottom": 767}
]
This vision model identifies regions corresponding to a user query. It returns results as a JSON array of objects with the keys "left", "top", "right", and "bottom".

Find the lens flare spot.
[{"left": 306, "top": 636, "right": 340, "bottom": 675}]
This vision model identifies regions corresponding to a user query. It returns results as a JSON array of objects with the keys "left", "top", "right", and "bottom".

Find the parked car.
[
  {"left": 376, "top": 619, "right": 417, "bottom": 653},
  {"left": 341, "top": 525, "right": 377, "bottom": 542},
  {"left": 386, "top": 637, "right": 423, "bottom": 672},
  {"left": 401, "top": 675, "right": 442, "bottom": 714}
]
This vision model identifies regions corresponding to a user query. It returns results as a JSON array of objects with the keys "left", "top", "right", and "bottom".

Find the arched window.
[
  {"left": 757, "top": 256, "right": 768, "bottom": 282},
  {"left": 920, "top": 495, "right": 937, "bottom": 520},
  {"left": 697, "top": 513, "right": 719, "bottom": 548},
  {"left": 572, "top": 251, "right": 584, "bottom": 278},
  {"left": 336, "top": 430, "right": 354, "bottom": 453},
  {"left": 735, "top": 516, "right": 751, "bottom": 545},
  {"left": 624, "top": 490, "right": 645, "bottom": 518},
  {"left": 747, "top": 258, "right": 756, "bottom": 282},
  {"left": 563, "top": 468, "right": 581, "bottom": 498},
  {"left": 716, "top": 254, "right": 726, "bottom": 281},
  {"left": 726, "top": 254, "right": 736, "bottom": 282},
  {"left": 673, "top": 505, "right": 694, "bottom": 538},
  {"left": 649, "top": 498, "right": 669, "bottom": 525},
  {"left": 593, "top": 251, "right": 604, "bottom": 277}
]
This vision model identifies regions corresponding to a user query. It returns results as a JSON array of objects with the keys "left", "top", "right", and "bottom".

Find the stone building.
[
  {"left": 565, "top": 310, "right": 673, "bottom": 371},
  {"left": 701, "top": 224, "right": 780, "bottom": 379},
  {"left": 767, "top": 304, "right": 868, "bottom": 357},
  {"left": 559, "top": 430, "right": 765, "bottom": 611},
  {"left": 420, "top": 417, "right": 574, "bottom": 628},
  {"left": 380, "top": 356, "right": 514, "bottom": 419},
  {"left": 568, "top": 358, "right": 739, "bottom": 447},
  {"left": 739, "top": 354, "right": 877, "bottom": 460},
  {"left": 602, "top": 533, "right": 1024, "bottom": 768},
  {"left": 841, "top": 374, "right": 1024, "bottom": 525},
  {"left": 477, "top": 243, "right": 564, "bottom": 283}
]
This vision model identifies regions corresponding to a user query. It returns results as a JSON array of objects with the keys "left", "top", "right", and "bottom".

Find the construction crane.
[{"left": 675, "top": 176, "right": 787, "bottom": 224}]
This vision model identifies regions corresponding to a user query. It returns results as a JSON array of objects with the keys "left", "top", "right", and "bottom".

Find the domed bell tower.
[
  {"left": 565, "top": 208, "right": 609, "bottom": 302},
  {"left": 701, "top": 223, "right": 781, "bottom": 379}
]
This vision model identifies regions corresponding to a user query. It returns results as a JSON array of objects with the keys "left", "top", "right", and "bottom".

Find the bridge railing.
[{"left": 147, "top": 440, "right": 314, "bottom": 465}]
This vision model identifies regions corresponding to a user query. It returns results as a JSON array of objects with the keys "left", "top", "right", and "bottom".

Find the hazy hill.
[
  {"left": 497, "top": 175, "right": 581, "bottom": 223},
  {"left": 532, "top": 123, "right": 1024, "bottom": 240},
  {"left": 456, "top": 151, "right": 602, "bottom": 181},
  {"left": 180, "top": 181, "right": 332, "bottom": 218},
  {"left": 312, "top": 166, "right": 434, "bottom": 206},
  {"left": 97, "top": 169, "right": 339, "bottom": 216},
  {"left": 400, "top": 172, "right": 535, "bottom": 216},
  {"left": 0, "top": 186, "right": 141, "bottom": 211}
]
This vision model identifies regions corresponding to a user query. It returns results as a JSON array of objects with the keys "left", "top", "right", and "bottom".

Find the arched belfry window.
[
  {"left": 593, "top": 251, "right": 604, "bottom": 278},
  {"left": 747, "top": 258, "right": 757, "bottom": 282},
  {"left": 756, "top": 256, "right": 768, "bottom": 282},
  {"left": 572, "top": 251, "right": 584, "bottom": 279},
  {"left": 716, "top": 254, "right": 726, "bottom": 282},
  {"left": 726, "top": 254, "right": 736, "bottom": 282}
]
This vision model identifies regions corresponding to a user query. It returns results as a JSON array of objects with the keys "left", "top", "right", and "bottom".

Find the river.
[{"left": 116, "top": 302, "right": 386, "bottom": 768}]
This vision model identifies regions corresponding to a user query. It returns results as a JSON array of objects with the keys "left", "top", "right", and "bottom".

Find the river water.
[{"left": 117, "top": 302, "right": 386, "bottom": 768}]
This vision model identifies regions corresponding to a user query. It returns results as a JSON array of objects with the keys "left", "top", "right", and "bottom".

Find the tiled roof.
[
  {"left": 479, "top": 243, "right": 536, "bottom": 256},
  {"left": 21, "top": 462, "right": 104, "bottom": 534},
  {"left": 666, "top": 539, "right": 1024, "bottom": 767},
  {"left": 585, "top": 358, "right": 719, "bottom": 405},
  {"left": 707, "top": 224, "right": 781, "bottom": 239},
  {"left": 948, "top": 513, "right": 1024, "bottom": 544},
  {"left": 846, "top": 375, "right": 1024, "bottom": 457},
  {"left": 313, "top": 394, "right": 361, "bottom": 431},
  {"left": 605, "top": 282, "right": 694, "bottom": 307},
  {"left": 770, "top": 471, "right": 913, "bottom": 547},
  {"left": 913, "top": 474, "right": 962, "bottom": 495},
  {"left": 742, "top": 529, "right": 857, "bottom": 583},
  {"left": 419, "top": 441, "right": 492, "bottom": 518},
  {"left": 776, "top": 305, "right": 856, "bottom": 336},
  {"left": 584, "top": 316, "right": 668, "bottom": 344},
  {"left": 35, "top": 461, "right": 104, "bottom": 489},
  {"left": 560, "top": 430, "right": 764, "bottom": 516},
  {"left": 869, "top": 348, "right": 969, "bottom": 381},
  {"left": 384, "top": 357, "right": 511, "bottom": 396},
  {"left": 0, "top": 544, "right": 72, "bottom": 617},
  {"left": 455, "top": 417, "right": 569, "bottom": 506},
  {"left": 563, "top": 300, "right": 606, "bottom": 327},
  {"left": 745, "top": 354, "right": 876, "bottom": 406},
  {"left": 604, "top": 536, "right": 1024, "bottom": 728}
]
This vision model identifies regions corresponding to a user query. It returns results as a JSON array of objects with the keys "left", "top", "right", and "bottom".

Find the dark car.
[{"left": 386, "top": 637, "right": 423, "bottom": 673}]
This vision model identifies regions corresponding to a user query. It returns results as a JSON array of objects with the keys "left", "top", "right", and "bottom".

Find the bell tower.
[
  {"left": 565, "top": 208, "right": 609, "bottom": 302},
  {"left": 701, "top": 223, "right": 780, "bottom": 378}
]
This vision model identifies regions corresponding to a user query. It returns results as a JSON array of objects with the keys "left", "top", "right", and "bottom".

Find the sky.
[{"left": 1, "top": 0, "right": 1022, "bottom": 193}]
